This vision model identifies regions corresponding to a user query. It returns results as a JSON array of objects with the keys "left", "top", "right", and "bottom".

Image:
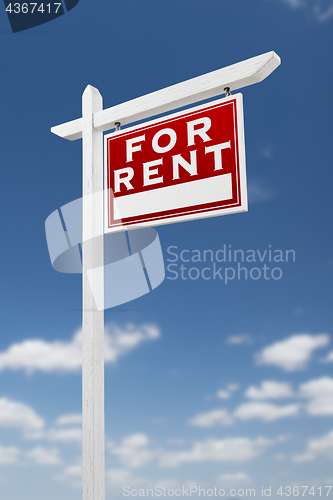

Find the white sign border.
[{"left": 104, "top": 93, "right": 247, "bottom": 234}]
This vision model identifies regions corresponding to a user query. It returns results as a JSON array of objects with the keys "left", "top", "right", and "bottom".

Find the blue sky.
[{"left": 0, "top": 0, "right": 333, "bottom": 499}]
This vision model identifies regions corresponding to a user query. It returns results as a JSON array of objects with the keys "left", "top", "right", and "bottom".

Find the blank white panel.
[{"left": 113, "top": 173, "right": 233, "bottom": 220}]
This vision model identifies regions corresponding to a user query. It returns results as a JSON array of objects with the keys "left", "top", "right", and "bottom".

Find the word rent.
[{"left": 115, "top": 118, "right": 231, "bottom": 192}]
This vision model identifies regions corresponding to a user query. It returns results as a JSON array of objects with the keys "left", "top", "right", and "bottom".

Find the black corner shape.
[
  {"left": 63, "top": 0, "right": 79, "bottom": 12},
  {"left": 3, "top": 0, "right": 80, "bottom": 33}
]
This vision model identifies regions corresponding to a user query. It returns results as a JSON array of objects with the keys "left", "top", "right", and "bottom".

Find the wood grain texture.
[
  {"left": 82, "top": 85, "right": 105, "bottom": 500},
  {"left": 51, "top": 51, "right": 280, "bottom": 141}
]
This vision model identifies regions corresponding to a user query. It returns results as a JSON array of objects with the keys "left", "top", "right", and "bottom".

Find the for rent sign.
[{"left": 104, "top": 94, "right": 247, "bottom": 233}]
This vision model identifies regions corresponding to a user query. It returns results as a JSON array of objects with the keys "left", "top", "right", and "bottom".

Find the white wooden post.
[
  {"left": 50, "top": 51, "right": 281, "bottom": 500},
  {"left": 82, "top": 85, "right": 105, "bottom": 500}
]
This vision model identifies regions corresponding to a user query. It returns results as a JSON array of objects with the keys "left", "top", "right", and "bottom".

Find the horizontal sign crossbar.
[{"left": 51, "top": 51, "right": 280, "bottom": 141}]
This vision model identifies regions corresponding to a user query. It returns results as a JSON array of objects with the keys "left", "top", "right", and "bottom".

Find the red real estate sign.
[{"left": 104, "top": 93, "right": 247, "bottom": 233}]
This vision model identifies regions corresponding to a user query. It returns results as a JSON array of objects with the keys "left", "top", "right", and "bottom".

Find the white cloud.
[
  {"left": 64, "top": 464, "right": 82, "bottom": 477},
  {"left": 217, "top": 384, "right": 239, "bottom": 400},
  {"left": 228, "top": 383, "right": 240, "bottom": 392},
  {"left": 280, "top": 0, "right": 304, "bottom": 7},
  {"left": 107, "top": 469, "right": 147, "bottom": 489},
  {"left": 152, "top": 417, "right": 167, "bottom": 425},
  {"left": 260, "top": 145, "right": 273, "bottom": 159},
  {"left": 293, "top": 430, "right": 333, "bottom": 462},
  {"left": 191, "top": 377, "right": 333, "bottom": 426},
  {"left": 108, "top": 434, "right": 157, "bottom": 468},
  {"left": 255, "top": 334, "right": 330, "bottom": 371},
  {"left": 45, "top": 428, "right": 82, "bottom": 443},
  {"left": 0, "top": 445, "right": 62, "bottom": 466},
  {"left": 323, "top": 350, "right": 333, "bottom": 363},
  {"left": 277, "top": 434, "right": 291, "bottom": 443},
  {"left": 0, "top": 446, "right": 21, "bottom": 464},
  {"left": 245, "top": 381, "right": 294, "bottom": 399},
  {"left": 61, "top": 464, "right": 81, "bottom": 477},
  {"left": 299, "top": 377, "right": 333, "bottom": 398},
  {"left": 189, "top": 388, "right": 299, "bottom": 427},
  {"left": 234, "top": 402, "right": 300, "bottom": 421},
  {"left": 107, "top": 469, "right": 180, "bottom": 491},
  {"left": 25, "top": 446, "right": 62, "bottom": 465},
  {"left": 160, "top": 437, "right": 273, "bottom": 467},
  {"left": 0, "top": 397, "right": 44, "bottom": 431},
  {"left": 188, "top": 409, "right": 234, "bottom": 427},
  {"left": 299, "top": 377, "right": 333, "bottom": 416},
  {"left": 226, "top": 334, "right": 253, "bottom": 346},
  {"left": 0, "top": 333, "right": 82, "bottom": 374},
  {"left": 104, "top": 324, "right": 160, "bottom": 363},
  {"left": 216, "top": 390, "right": 230, "bottom": 400},
  {"left": 26, "top": 427, "right": 81, "bottom": 443},
  {"left": 216, "top": 472, "right": 250, "bottom": 486},
  {"left": 56, "top": 414, "right": 82, "bottom": 426},
  {"left": 271, "top": 0, "right": 333, "bottom": 22},
  {"left": 247, "top": 181, "right": 275, "bottom": 204},
  {"left": 0, "top": 323, "right": 160, "bottom": 374},
  {"left": 313, "top": 4, "right": 333, "bottom": 21},
  {"left": 166, "top": 438, "right": 185, "bottom": 447},
  {"left": 56, "top": 463, "right": 82, "bottom": 488},
  {"left": 108, "top": 433, "right": 275, "bottom": 470}
]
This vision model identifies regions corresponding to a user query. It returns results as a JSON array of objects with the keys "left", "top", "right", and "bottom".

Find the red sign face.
[{"left": 104, "top": 94, "right": 247, "bottom": 233}]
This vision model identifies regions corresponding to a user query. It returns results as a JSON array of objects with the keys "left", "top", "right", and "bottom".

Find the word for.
[{"left": 114, "top": 118, "right": 230, "bottom": 192}]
